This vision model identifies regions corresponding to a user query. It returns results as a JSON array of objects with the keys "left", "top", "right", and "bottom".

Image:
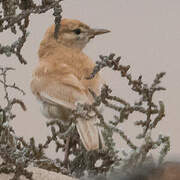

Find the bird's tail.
[{"left": 76, "top": 117, "right": 104, "bottom": 151}]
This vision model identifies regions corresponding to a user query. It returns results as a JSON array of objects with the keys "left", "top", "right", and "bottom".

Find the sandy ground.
[{"left": 0, "top": 166, "right": 76, "bottom": 180}]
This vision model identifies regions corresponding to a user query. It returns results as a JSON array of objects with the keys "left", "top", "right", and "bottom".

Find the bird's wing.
[
  {"left": 31, "top": 62, "right": 89, "bottom": 109},
  {"left": 31, "top": 62, "right": 103, "bottom": 151}
]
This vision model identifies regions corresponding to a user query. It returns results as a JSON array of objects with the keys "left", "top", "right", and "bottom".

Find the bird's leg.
[{"left": 63, "top": 136, "right": 71, "bottom": 167}]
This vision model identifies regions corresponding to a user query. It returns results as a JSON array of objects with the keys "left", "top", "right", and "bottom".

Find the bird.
[{"left": 30, "top": 18, "right": 110, "bottom": 151}]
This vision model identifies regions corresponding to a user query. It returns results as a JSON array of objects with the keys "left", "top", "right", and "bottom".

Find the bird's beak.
[{"left": 89, "top": 28, "right": 110, "bottom": 39}]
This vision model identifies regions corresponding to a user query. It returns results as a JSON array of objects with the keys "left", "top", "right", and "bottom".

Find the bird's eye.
[{"left": 73, "top": 28, "right": 81, "bottom": 35}]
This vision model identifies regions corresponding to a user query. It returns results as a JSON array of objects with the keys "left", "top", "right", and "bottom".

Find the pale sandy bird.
[{"left": 31, "top": 19, "right": 110, "bottom": 151}]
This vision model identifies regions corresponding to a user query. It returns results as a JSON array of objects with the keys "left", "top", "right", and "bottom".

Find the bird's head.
[{"left": 44, "top": 19, "right": 110, "bottom": 51}]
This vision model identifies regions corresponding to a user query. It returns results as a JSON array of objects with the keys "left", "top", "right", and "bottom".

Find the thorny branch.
[
  {"left": 0, "top": 0, "right": 62, "bottom": 64},
  {"left": 0, "top": 0, "right": 64, "bottom": 179},
  {"left": 82, "top": 54, "right": 169, "bottom": 174}
]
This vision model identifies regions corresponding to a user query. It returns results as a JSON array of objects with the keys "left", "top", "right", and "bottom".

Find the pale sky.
[{"left": 1, "top": 0, "right": 180, "bottom": 160}]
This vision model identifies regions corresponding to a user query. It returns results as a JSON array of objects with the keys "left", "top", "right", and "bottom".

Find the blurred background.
[{"left": 0, "top": 0, "right": 180, "bottom": 161}]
